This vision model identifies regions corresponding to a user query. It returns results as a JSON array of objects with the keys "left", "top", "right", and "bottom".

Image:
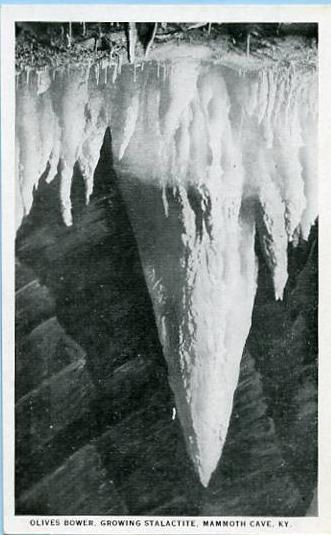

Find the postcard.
[{"left": 1, "top": 4, "right": 330, "bottom": 534}]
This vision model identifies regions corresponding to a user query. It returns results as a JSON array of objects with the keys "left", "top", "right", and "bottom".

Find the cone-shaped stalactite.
[{"left": 15, "top": 48, "right": 317, "bottom": 487}]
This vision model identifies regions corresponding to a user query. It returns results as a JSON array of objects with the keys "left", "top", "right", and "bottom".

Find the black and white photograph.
[{"left": 1, "top": 5, "right": 328, "bottom": 534}]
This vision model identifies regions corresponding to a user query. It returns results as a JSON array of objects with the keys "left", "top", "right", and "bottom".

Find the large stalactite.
[{"left": 15, "top": 46, "right": 318, "bottom": 487}]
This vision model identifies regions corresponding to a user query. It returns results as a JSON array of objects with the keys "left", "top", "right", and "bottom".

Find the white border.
[{"left": 2, "top": 5, "right": 331, "bottom": 534}]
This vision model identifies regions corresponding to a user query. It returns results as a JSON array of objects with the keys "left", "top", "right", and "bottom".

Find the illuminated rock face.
[{"left": 15, "top": 53, "right": 318, "bottom": 487}]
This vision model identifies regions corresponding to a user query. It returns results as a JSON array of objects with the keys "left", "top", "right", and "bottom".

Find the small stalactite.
[
  {"left": 112, "top": 62, "right": 118, "bottom": 83},
  {"left": 60, "top": 24, "right": 64, "bottom": 44},
  {"left": 66, "top": 22, "right": 72, "bottom": 48},
  {"left": 127, "top": 22, "right": 137, "bottom": 64},
  {"left": 145, "top": 22, "right": 158, "bottom": 57},
  {"left": 246, "top": 32, "right": 251, "bottom": 58},
  {"left": 26, "top": 67, "right": 31, "bottom": 86}
]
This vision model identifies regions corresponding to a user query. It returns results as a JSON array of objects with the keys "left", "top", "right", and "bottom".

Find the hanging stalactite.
[{"left": 15, "top": 35, "right": 318, "bottom": 488}]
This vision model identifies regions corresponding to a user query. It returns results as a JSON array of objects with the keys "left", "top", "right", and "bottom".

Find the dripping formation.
[{"left": 15, "top": 47, "right": 318, "bottom": 487}]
